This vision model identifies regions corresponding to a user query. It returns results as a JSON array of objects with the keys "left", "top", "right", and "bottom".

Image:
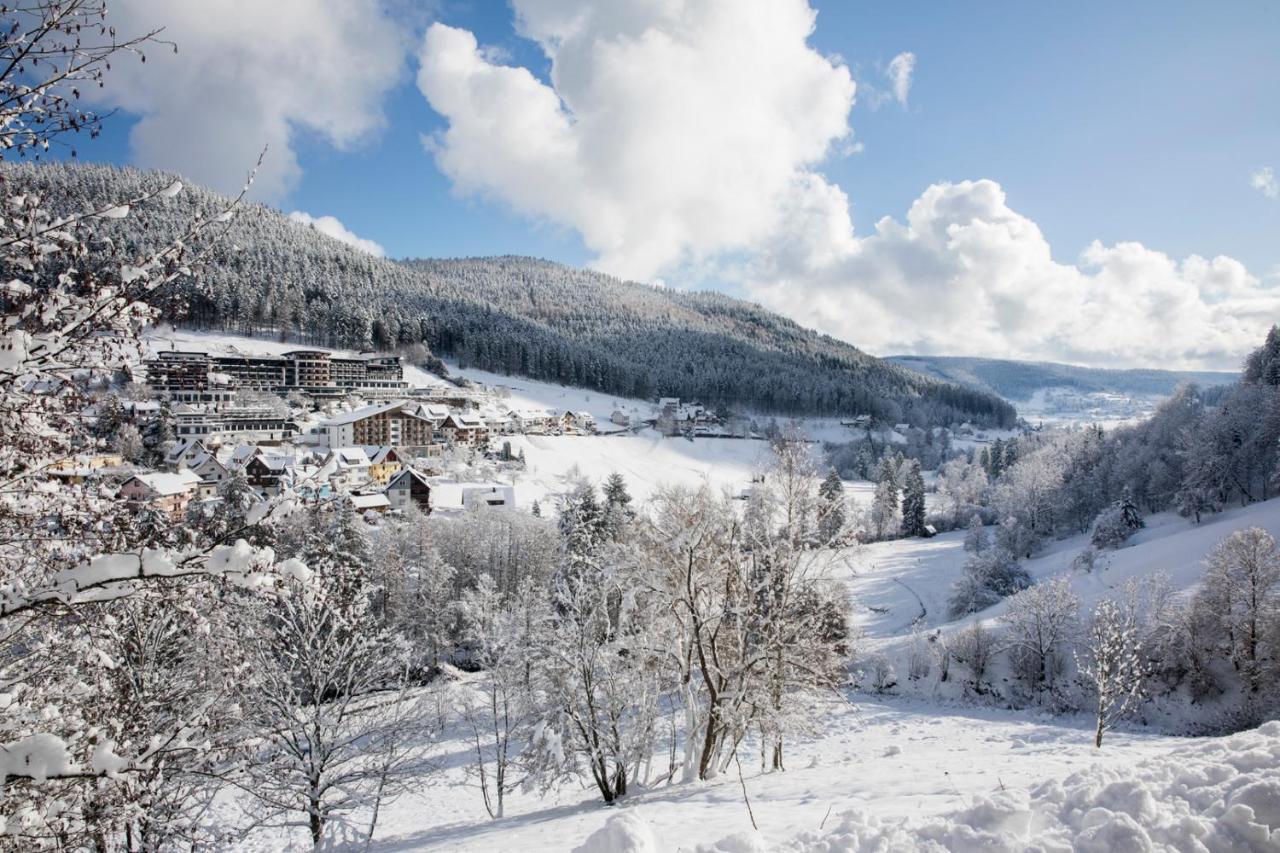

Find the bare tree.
[
  {"left": 1195, "top": 527, "right": 1280, "bottom": 693},
  {"left": 454, "top": 573, "right": 546, "bottom": 818},
  {"left": 1077, "top": 597, "right": 1148, "bottom": 747},
  {"left": 234, "top": 571, "right": 429, "bottom": 848},
  {"left": 950, "top": 620, "right": 995, "bottom": 692},
  {"left": 1001, "top": 577, "right": 1080, "bottom": 696}
]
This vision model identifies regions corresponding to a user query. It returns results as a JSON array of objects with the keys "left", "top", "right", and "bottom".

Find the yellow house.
[{"left": 366, "top": 447, "right": 403, "bottom": 485}]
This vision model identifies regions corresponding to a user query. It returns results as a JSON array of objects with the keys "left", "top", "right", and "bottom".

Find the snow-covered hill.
[{"left": 851, "top": 497, "right": 1280, "bottom": 670}]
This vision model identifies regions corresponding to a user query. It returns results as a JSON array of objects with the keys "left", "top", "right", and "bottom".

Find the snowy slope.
[
  {"left": 241, "top": 503, "right": 1280, "bottom": 851},
  {"left": 333, "top": 697, "right": 1190, "bottom": 853},
  {"left": 849, "top": 497, "right": 1280, "bottom": 647},
  {"left": 144, "top": 330, "right": 1280, "bottom": 852}
]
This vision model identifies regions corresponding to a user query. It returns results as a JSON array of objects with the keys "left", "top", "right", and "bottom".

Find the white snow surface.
[{"left": 750, "top": 719, "right": 1280, "bottom": 852}]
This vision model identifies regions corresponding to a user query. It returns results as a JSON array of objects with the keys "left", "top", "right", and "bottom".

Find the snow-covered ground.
[
  {"left": 345, "top": 498, "right": 1278, "bottom": 852},
  {"left": 348, "top": 698, "right": 1193, "bottom": 853},
  {"left": 501, "top": 430, "right": 886, "bottom": 509}
]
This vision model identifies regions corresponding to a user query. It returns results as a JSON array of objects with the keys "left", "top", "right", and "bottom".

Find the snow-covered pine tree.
[
  {"left": 817, "top": 468, "right": 846, "bottom": 545},
  {"left": 870, "top": 456, "right": 900, "bottom": 540},
  {"left": 900, "top": 460, "right": 928, "bottom": 538}
]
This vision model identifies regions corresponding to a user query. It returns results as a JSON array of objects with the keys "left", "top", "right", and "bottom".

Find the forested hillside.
[
  {"left": 2, "top": 162, "right": 1015, "bottom": 427},
  {"left": 889, "top": 354, "right": 1237, "bottom": 401}
]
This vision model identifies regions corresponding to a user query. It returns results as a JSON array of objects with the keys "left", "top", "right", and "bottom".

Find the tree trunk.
[
  {"left": 1094, "top": 714, "right": 1105, "bottom": 748},
  {"left": 309, "top": 802, "right": 323, "bottom": 847}
]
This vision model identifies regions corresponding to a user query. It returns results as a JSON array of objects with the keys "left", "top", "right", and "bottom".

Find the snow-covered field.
[{"left": 350, "top": 699, "right": 1197, "bottom": 853}]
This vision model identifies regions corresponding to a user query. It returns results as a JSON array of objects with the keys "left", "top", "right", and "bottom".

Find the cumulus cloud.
[
  {"left": 416, "top": 0, "right": 856, "bottom": 281},
  {"left": 91, "top": 0, "right": 406, "bottom": 199},
  {"left": 744, "top": 180, "right": 1280, "bottom": 369},
  {"left": 886, "top": 52, "right": 916, "bottom": 105},
  {"left": 287, "top": 211, "right": 386, "bottom": 257},
  {"left": 1253, "top": 167, "right": 1278, "bottom": 200},
  {"left": 417, "top": 1, "right": 1271, "bottom": 369}
]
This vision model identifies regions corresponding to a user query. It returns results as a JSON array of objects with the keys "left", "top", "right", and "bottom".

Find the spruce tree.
[
  {"left": 871, "top": 456, "right": 901, "bottom": 540},
  {"left": 602, "top": 472, "right": 632, "bottom": 511},
  {"left": 901, "top": 461, "right": 928, "bottom": 537},
  {"left": 817, "top": 468, "right": 845, "bottom": 544}
]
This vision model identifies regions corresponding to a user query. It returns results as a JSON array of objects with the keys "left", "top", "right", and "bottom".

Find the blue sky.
[{"left": 62, "top": 1, "right": 1280, "bottom": 367}]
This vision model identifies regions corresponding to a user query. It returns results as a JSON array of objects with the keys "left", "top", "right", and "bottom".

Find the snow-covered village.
[{"left": 2, "top": 2, "right": 1279, "bottom": 852}]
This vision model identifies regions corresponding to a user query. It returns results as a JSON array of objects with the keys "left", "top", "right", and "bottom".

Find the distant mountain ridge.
[
  {"left": 887, "top": 355, "right": 1237, "bottom": 402},
  {"left": 4, "top": 162, "right": 1015, "bottom": 426}
]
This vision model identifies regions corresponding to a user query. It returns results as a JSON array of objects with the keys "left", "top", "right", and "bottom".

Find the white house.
[
  {"left": 510, "top": 408, "right": 553, "bottom": 434},
  {"left": 188, "top": 450, "right": 231, "bottom": 484},
  {"left": 319, "top": 447, "right": 373, "bottom": 491}
]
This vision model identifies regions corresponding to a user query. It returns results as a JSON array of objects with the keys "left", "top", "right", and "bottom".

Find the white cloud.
[
  {"left": 886, "top": 52, "right": 916, "bottom": 105},
  {"left": 1253, "top": 166, "right": 1278, "bottom": 200},
  {"left": 744, "top": 179, "right": 1279, "bottom": 370},
  {"left": 287, "top": 211, "right": 386, "bottom": 257},
  {"left": 416, "top": 2, "right": 1270, "bottom": 370},
  {"left": 90, "top": 1, "right": 406, "bottom": 199},
  {"left": 416, "top": 0, "right": 856, "bottom": 281}
]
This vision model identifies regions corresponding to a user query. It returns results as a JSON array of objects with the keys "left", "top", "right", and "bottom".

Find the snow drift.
[{"left": 710, "top": 720, "right": 1280, "bottom": 852}]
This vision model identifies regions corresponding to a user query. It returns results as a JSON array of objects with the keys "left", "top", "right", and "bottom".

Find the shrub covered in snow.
[{"left": 1090, "top": 496, "right": 1145, "bottom": 550}]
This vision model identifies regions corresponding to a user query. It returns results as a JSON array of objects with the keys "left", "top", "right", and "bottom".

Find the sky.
[{"left": 60, "top": 0, "right": 1280, "bottom": 370}]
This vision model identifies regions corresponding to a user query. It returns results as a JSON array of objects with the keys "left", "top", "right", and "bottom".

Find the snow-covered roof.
[
  {"left": 126, "top": 470, "right": 202, "bottom": 497},
  {"left": 366, "top": 446, "right": 400, "bottom": 465},
  {"left": 414, "top": 403, "right": 451, "bottom": 421},
  {"left": 350, "top": 493, "right": 390, "bottom": 511},
  {"left": 164, "top": 438, "right": 206, "bottom": 464},
  {"left": 328, "top": 447, "right": 372, "bottom": 468},
  {"left": 447, "top": 412, "right": 486, "bottom": 427},
  {"left": 321, "top": 400, "right": 410, "bottom": 427},
  {"left": 226, "top": 445, "right": 259, "bottom": 467},
  {"left": 386, "top": 467, "right": 432, "bottom": 491}
]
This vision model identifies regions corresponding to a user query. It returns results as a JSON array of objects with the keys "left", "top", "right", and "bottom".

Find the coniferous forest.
[{"left": 3, "top": 162, "right": 1016, "bottom": 427}]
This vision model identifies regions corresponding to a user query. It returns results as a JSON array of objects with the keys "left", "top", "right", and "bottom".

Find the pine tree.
[
  {"left": 817, "top": 468, "right": 845, "bottom": 544},
  {"left": 989, "top": 439, "right": 1006, "bottom": 479},
  {"left": 901, "top": 461, "right": 928, "bottom": 537},
  {"left": 870, "top": 456, "right": 901, "bottom": 540},
  {"left": 602, "top": 472, "right": 632, "bottom": 511}
]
